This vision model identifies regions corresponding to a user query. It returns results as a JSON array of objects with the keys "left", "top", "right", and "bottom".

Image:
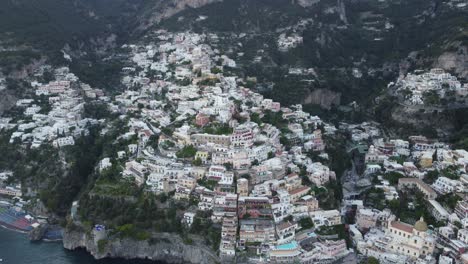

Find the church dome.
[{"left": 414, "top": 217, "right": 428, "bottom": 232}]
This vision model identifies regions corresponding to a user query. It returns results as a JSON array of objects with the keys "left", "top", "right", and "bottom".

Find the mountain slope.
[{"left": 156, "top": 0, "right": 467, "bottom": 108}]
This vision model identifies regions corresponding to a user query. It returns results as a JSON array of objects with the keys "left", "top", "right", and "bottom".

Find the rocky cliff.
[
  {"left": 435, "top": 44, "right": 468, "bottom": 80},
  {"left": 63, "top": 228, "right": 220, "bottom": 264},
  {"left": 303, "top": 88, "right": 341, "bottom": 109},
  {"left": 138, "top": 0, "right": 224, "bottom": 30}
]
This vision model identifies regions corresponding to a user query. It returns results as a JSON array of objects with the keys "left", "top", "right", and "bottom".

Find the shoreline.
[
  {"left": 0, "top": 221, "right": 63, "bottom": 242},
  {"left": 0, "top": 222, "right": 29, "bottom": 234},
  {"left": 43, "top": 238, "right": 63, "bottom": 242},
  {"left": 1, "top": 227, "right": 165, "bottom": 264}
]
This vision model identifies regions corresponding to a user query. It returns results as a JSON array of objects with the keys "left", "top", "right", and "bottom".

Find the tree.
[
  {"left": 223, "top": 163, "right": 233, "bottom": 170},
  {"left": 192, "top": 158, "right": 202, "bottom": 166},
  {"left": 367, "top": 257, "right": 380, "bottom": 264},
  {"left": 424, "top": 170, "right": 439, "bottom": 184},
  {"left": 147, "top": 135, "right": 159, "bottom": 149},
  {"left": 176, "top": 145, "right": 197, "bottom": 159},
  {"left": 432, "top": 149, "right": 438, "bottom": 162},
  {"left": 250, "top": 113, "right": 262, "bottom": 125},
  {"left": 298, "top": 217, "right": 314, "bottom": 230},
  {"left": 211, "top": 67, "right": 222, "bottom": 74},
  {"left": 384, "top": 171, "right": 404, "bottom": 185}
]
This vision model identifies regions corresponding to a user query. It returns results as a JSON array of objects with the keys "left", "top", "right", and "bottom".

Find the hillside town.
[
  {"left": 393, "top": 68, "right": 467, "bottom": 106},
  {"left": 0, "top": 30, "right": 467, "bottom": 264}
]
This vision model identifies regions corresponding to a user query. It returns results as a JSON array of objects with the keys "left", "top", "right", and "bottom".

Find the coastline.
[
  {"left": 43, "top": 238, "right": 64, "bottom": 242},
  {"left": 0, "top": 222, "right": 28, "bottom": 234},
  {"left": 0, "top": 227, "right": 167, "bottom": 264}
]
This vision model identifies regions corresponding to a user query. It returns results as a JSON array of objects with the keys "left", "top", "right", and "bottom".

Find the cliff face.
[
  {"left": 303, "top": 89, "right": 341, "bottom": 109},
  {"left": 63, "top": 229, "right": 220, "bottom": 264},
  {"left": 138, "top": 0, "right": 224, "bottom": 30},
  {"left": 435, "top": 45, "right": 468, "bottom": 80}
]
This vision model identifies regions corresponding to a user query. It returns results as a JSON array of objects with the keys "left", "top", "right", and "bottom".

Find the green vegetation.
[
  {"left": 175, "top": 78, "right": 191, "bottom": 86},
  {"left": 79, "top": 192, "right": 185, "bottom": 235},
  {"left": 366, "top": 256, "right": 380, "bottom": 264},
  {"left": 363, "top": 188, "right": 386, "bottom": 211},
  {"left": 12, "top": 125, "right": 111, "bottom": 216},
  {"left": 298, "top": 217, "right": 314, "bottom": 230},
  {"left": 316, "top": 224, "right": 352, "bottom": 248},
  {"left": 0, "top": 50, "right": 41, "bottom": 75},
  {"left": 314, "top": 181, "right": 342, "bottom": 210},
  {"left": 160, "top": 140, "right": 175, "bottom": 150},
  {"left": 192, "top": 157, "right": 202, "bottom": 166},
  {"left": 97, "top": 239, "right": 108, "bottom": 253},
  {"left": 388, "top": 191, "right": 444, "bottom": 227},
  {"left": 0, "top": 0, "right": 148, "bottom": 53},
  {"left": 449, "top": 107, "right": 468, "bottom": 149},
  {"left": 83, "top": 101, "right": 113, "bottom": 120},
  {"left": 98, "top": 163, "right": 123, "bottom": 182},
  {"left": 147, "top": 135, "right": 159, "bottom": 149},
  {"left": 198, "top": 78, "right": 219, "bottom": 86},
  {"left": 210, "top": 67, "right": 222, "bottom": 74},
  {"left": 261, "top": 110, "right": 287, "bottom": 128},
  {"left": 202, "top": 123, "right": 233, "bottom": 135},
  {"left": 176, "top": 145, "right": 197, "bottom": 159},
  {"left": 93, "top": 178, "right": 139, "bottom": 197},
  {"left": 424, "top": 166, "right": 459, "bottom": 185},
  {"left": 440, "top": 166, "right": 460, "bottom": 180},
  {"left": 424, "top": 170, "right": 439, "bottom": 184},
  {"left": 250, "top": 113, "right": 262, "bottom": 125},
  {"left": 436, "top": 193, "right": 462, "bottom": 211},
  {"left": 70, "top": 57, "right": 124, "bottom": 91},
  {"left": 189, "top": 211, "right": 221, "bottom": 251},
  {"left": 389, "top": 156, "right": 406, "bottom": 165},
  {"left": 197, "top": 178, "right": 218, "bottom": 190},
  {"left": 383, "top": 171, "right": 405, "bottom": 185},
  {"left": 115, "top": 223, "right": 151, "bottom": 240},
  {"left": 423, "top": 91, "right": 440, "bottom": 105}
]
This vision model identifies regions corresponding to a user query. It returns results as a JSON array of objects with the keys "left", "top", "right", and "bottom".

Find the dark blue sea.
[{"left": 0, "top": 228, "right": 161, "bottom": 264}]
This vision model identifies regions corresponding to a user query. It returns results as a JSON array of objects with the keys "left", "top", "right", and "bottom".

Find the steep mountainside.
[
  {"left": 157, "top": 0, "right": 467, "bottom": 108},
  {"left": 0, "top": 0, "right": 466, "bottom": 124}
]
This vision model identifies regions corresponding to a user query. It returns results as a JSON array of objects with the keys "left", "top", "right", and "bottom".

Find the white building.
[
  {"left": 306, "top": 162, "right": 335, "bottom": 186},
  {"left": 432, "top": 177, "right": 463, "bottom": 194},
  {"left": 99, "top": 158, "right": 112, "bottom": 172},
  {"left": 309, "top": 210, "right": 341, "bottom": 227},
  {"left": 53, "top": 136, "right": 75, "bottom": 147}
]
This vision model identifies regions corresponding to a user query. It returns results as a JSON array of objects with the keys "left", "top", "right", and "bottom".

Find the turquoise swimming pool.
[{"left": 276, "top": 241, "right": 298, "bottom": 250}]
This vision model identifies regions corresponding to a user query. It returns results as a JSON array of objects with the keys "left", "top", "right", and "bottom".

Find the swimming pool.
[{"left": 276, "top": 241, "right": 298, "bottom": 250}]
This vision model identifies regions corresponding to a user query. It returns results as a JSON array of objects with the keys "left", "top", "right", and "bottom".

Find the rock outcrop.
[
  {"left": 435, "top": 44, "right": 468, "bottom": 79},
  {"left": 296, "top": 0, "right": 321, "bottom": 7},
  {"left": 28, "top": 224, "right": 48, "bottom": 241},
  {"left": 303, "top": 88, "right": 341, "bottom": 109},
  {"left": 138, "top": 0, "right": 224, "bottom": 30},
  {"left": 63, "top": 228, "right": 220, "bottom": 264}
]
